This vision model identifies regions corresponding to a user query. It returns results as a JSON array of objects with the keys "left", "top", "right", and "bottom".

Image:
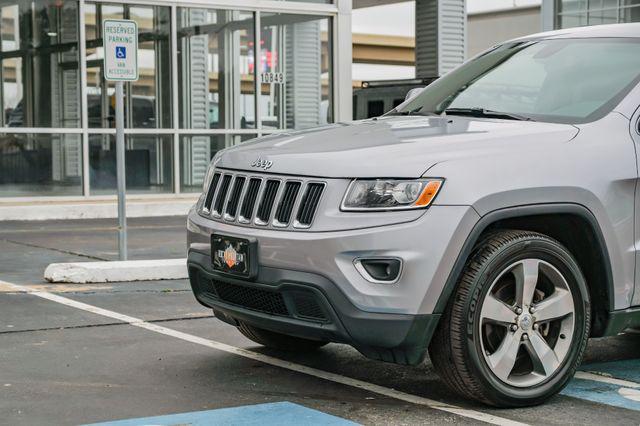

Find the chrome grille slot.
[
  {"left": 224, "top": 176, "right": 246, "bottom": 219},
  {"left": 203, "top": 172, "right": 220, "bottom": 213},
  {"left": 255, "top": 180, "right": 281, "bottom": 225},
  {"left": 239, "top": 178, "right": 262, "bottom": 223},
  {"left": 274, "top": 181, "right": 301, "bottom": 226},
  {"left": 296, "top": 183, "right": 325, "bottom": 227},
  {"left": 212, "top": 174, "right": 232, "bottom": 216},
  {"left": 202, "top": 169, "right": 326, "bottom": 229}
]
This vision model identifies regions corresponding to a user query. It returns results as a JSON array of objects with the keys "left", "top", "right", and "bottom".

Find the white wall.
[
  {"left": 352, "top": 2, "right": 415, "bottom": 37},
  {"left": 468, "top": 6, "right": 541, "bottom": 57},
  {"left": 468, "top": 0, "right": 540, "bottom": 14}
]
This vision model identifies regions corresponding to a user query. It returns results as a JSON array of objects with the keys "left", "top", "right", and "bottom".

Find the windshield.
[{"left": 395, "top": 38, "right": 640, "bottom": 124}]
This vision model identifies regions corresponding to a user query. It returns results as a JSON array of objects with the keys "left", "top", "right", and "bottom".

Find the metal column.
[{"left": 415, "top": 0, "right": 466, "bottom": 79}]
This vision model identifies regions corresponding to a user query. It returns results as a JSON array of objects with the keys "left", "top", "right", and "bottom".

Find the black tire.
[
  {"left": 430, "top": 230, "right": 591, "bottom": 407},
  {"left": 237, "top": 322, "right": 328, "bottom": 351}
]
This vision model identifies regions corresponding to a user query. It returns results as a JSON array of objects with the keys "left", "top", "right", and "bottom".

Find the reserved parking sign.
[{"left": 103, "top": 19, "right": 138, "bottom": 81}]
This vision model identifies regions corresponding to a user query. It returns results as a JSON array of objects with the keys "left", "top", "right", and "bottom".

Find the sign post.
[{"left": 103, "top": 19, "right": 138, "bottom": 261}]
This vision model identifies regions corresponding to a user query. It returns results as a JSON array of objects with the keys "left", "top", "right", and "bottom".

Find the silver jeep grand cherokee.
[{"left": 187, "top": 24, "right": 640, "bottom": 407}]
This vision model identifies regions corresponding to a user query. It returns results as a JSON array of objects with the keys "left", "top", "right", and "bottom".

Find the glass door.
[
  {"left": 259, "top": 13, "right": 333, "bottom": 130},
  {"left": 177, "top": 8, "right": 255, "bottom": 189}
]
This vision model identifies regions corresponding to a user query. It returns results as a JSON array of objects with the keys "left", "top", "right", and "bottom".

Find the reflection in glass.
[
  {"left": 89, "top": 134, "right": 173, "bottom": 194},
  {"left": 177, "top": 8, "right": 255, "bottom": 129},
  {"left": 259, "top": 13, "right": 332, "bottom": 130},
  {"left": 180, "top": 134, "right": 256, "bottom": 192},
  {"left": 85, "top": 3, "right": 172, "bottom": 128},
  {"left": 0, "top": 133, "right": 82, "bottom": 196},
  {"left": 0, "top": 1, "right": 81, "bottom": 128}
]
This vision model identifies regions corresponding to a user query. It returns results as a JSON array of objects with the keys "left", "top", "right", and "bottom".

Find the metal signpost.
[{"left": 103, "top": 19, "right": 139, "bottom": 261}]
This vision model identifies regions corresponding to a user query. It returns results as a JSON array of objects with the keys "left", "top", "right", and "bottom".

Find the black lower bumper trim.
[{"left": 187, "top": 250, "right": 440, "bottom": 365}]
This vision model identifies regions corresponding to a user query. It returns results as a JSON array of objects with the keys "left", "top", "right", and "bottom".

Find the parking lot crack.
[
  {"left": 0, "top": 314, "right": 214, "bottom": 335},
  {"left": 2, "top": 238, "right": 108, "bottom": 261}
]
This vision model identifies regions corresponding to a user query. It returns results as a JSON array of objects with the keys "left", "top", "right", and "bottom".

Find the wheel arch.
[{"left": 433, "top": 203, "right": 615, "bottom": 337}]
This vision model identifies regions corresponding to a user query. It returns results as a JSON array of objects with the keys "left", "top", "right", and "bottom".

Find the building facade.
[
  {"left": 0, "top": 0, "right": 352, "bottom": 200},
  {"left": 546, "top": 0, "right": 640, "bottom": 29}
]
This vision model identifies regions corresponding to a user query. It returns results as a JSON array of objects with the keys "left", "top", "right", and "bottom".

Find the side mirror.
[{"left": 405, "top": 87, "right": 425, "bottom": 101}]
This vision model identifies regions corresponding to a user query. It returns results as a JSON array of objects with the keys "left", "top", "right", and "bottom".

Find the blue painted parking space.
[
  {"left": 563, "top": 379, "right": 640, "bottom": 412},
  {"left": 562, "top": 359, "right": 640, "bottom": 411},
  {"left": 580, "top": 359, "right": 640, "bottom": 383},
  {"left": 85, "top": 402, "right": 359, "bottom": 426}
]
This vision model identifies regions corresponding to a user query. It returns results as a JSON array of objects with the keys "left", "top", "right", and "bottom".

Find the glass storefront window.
[
  {"left": 89, "top": 134, "right": 173, "bottom": 194},
  {"left": 177, "top": 9, "right": 255, "bottom": 130},
  {"left": 557, "top": 0, "right": 588, "bottom": 12},
  {"left": 85, "top": 3, "right": 172, "bottom": 129},
  {"left": 259, "top": 13, "right": 333, "bottom": 130},
  {"left": 0, "top": 133, "right": 83, "bottom": 196},
  {"left": 0, "top": 1, "right": 81, "bottom": 128},
  {"left": 588, "top": 6, "right": 618, "bottom": 24},
  {"left": 621, "top": 4, "right": 640, "bottom": 21},
  {"left": 556, "top": 0, "right": 640, "bottom": 27},
  {"left": 1, "top": 4, "right": 340, "bottom": 200},
  {"left": 179, "top": 134, "right": 256, "bottom": 192}
]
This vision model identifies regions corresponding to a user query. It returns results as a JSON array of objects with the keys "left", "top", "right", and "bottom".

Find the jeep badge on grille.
[{"left": 251, "top": 157, "right": 273, "bottom": 170}]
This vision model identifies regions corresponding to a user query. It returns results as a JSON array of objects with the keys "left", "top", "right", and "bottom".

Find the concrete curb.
[{"left": 44, "top": 259, "right": 188, "bottom": 283}]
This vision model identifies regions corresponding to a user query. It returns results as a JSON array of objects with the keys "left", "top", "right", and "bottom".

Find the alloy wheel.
[{"left": 479, "top": 259, "right": 575, "bottom": 387}]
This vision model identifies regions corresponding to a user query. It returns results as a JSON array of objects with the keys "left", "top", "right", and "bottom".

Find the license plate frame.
[{"left": 211, "top": 233, "right": 257, "bottom": 279}]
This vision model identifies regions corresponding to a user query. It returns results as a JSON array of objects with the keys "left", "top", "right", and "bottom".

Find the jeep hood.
[{"left": 217, "top": 116, "right": 579, "bottom": 178}]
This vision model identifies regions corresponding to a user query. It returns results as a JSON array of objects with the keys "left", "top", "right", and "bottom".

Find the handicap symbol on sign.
[{"left": 115, "top": 46, "right": 126, "bottom": 59}]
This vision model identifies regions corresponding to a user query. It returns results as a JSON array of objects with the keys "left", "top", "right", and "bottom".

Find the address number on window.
[{"left": 260, "top": 72, "right": 285, "bottom": 84}]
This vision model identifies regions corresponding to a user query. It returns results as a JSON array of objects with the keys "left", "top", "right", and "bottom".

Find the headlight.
[{"left": 341, "top": 178, "right": 443, "bottom": 211}]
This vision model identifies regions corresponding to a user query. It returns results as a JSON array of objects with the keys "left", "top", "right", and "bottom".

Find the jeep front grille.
[
  {"left": 203, "top": 173, "right": 220, "bottom": 213},
  {"left": 212, "top": 174, "right": 232, "bottom": 216},
  {"left": 201, "top": 169, "right": 325, "bottom": 229},
  {"left": 239, "top": 178, "right": 261, "bottom": 221},
  {"left": 274, "top": 181, "right": 302, "bottom": 226},
  {"left": 296, "top": 183, "right": 324, "bottom": 226},
  {"left": 256, "top": 179, "right": 281, "bottom": 224},
  {"left": 224, "top": 176, "right": 245, "bottom": 219}
]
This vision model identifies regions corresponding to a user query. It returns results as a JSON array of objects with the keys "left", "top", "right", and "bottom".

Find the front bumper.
[
  {"left": 187, "top": 204, "right": 479, "bottom": 365},
  {"left": 189, "top": 250, "right": 439, "bottom": 365}
]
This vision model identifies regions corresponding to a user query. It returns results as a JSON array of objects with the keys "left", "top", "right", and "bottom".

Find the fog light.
[{"left": 354, "top": 258, "right": 402, "bottom": 284}]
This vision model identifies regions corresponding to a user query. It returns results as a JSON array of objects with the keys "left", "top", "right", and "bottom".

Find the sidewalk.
[{"left": 0, "top": 216, "right": 187, "bottom": 264}]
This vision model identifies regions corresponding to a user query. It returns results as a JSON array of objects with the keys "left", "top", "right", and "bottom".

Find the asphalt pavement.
[{"left": 1, "top": 217, "right": 640, "bottom": 425}]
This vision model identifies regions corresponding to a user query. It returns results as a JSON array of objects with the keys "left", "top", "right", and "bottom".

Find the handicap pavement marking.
[
  {"left": 562, "top": 359, "right": 640, "bottom": 411},
  {"left": 84, "top": 402, "right": 357, "bottom": 426}
]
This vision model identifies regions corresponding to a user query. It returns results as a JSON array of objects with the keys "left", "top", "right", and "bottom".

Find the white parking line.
[
  {"left": 574, "top": 371, "right": 640, "bottom": 389},
  {"left": 0, "top": 280, "right": 527, "bottom": 426}
]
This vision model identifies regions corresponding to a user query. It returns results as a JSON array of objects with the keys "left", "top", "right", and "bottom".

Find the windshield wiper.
[
  {"left": 443, "top": 107, "right": 534, "bottom": 121},
  {"left": 385, "top": 107, "right": 439, "bottom": 117}
]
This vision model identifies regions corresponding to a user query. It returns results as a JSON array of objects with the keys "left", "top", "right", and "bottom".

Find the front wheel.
[{"left": 430, "top": 230, "right": 590, "bottom": 407}]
